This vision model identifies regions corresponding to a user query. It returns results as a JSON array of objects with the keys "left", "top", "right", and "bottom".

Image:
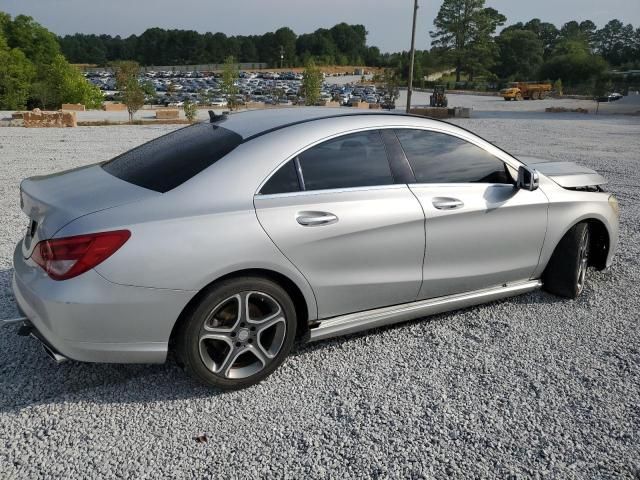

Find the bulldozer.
[{"left": 429, "top": 85, "right": 448, "bottom": 107}]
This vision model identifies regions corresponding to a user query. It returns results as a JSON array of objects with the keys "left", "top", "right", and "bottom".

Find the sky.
[{"left": 1, "top": 0, "right": 639, "bottom": 53}]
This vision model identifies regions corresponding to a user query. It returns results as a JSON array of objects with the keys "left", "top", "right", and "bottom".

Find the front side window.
[
  {"left": 395, "top": 129, "right": 512, "bottom": 184},
  {"left": 259, "top": 130, "right": 394, "bottom": 194},
  {"left": 298, "top": 131, "right": 394, "bottom": 191}
]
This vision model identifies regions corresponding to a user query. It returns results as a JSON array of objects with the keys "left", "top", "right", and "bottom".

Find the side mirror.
[{"left": 517, "top": 166, "right": 539, "bottom": 191}]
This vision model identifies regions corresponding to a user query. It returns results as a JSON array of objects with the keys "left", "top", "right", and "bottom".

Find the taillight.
[{"left": 31, "top": 230, "right": 131, "bottom": 280}]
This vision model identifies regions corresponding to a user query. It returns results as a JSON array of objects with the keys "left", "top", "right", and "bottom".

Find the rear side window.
[
  {"left": 102, "top": 123, "right": 242, "bottom": 193},
  {"left": 298, "top": 131, "right": 393, "bottom": 191},
  {"left": 395, "top": 129, "right": 512, "bottom": 184},
  {"left": 261, "top": 160, "right": 300, "bottom": 194}
]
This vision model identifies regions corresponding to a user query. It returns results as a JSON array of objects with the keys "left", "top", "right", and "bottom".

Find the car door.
[
  {"left": 254, "top": 130, "right": 425, "bottom": 319},
  {"left": 393, "top": 128, "right": 548, "bottom": 299}
]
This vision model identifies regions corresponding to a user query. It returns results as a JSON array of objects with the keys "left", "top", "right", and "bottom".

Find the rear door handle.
[
  {"left": 432, "top": 197, "right": 464, "bottom": 210},
  {"left": 296, "top": 212, "right": 338, "bottom": 226}
]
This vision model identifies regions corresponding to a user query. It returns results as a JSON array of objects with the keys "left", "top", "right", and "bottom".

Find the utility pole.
[
  {"left": 406, "top": 0, "right": 419, "bottom": 113},
  {"left": 280, "top": 45, "right": 284, "bottom": 69}
]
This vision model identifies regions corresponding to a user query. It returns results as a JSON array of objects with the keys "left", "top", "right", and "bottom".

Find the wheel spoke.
[
  {"left": 256, "top": 315, "right": 286, "bottom": 335},
  {"left": 238, "top": 291, "right": 251, "bottom": 324},
  {"left": 256, "top": 316, "right": 287, "bottom": 359},
  {"left": 202, "top": 294, "right": 241, "bottom": 332},
  {"left": 200, "top": 331, "right": 234, "bottom": 344},
  {"left": 198, "top": 333, "right": 233, "bottom": 373},
  {"left": 220, "top": 347, "right": 244, "bottom": 377},
  {"left": 247, "top": 344, "right": 268, "bottom": 366},
  {"left": 245, "top": 292, "right": 281, "bottom": 324}
]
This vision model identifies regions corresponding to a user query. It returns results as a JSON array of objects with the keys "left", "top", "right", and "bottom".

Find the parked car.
[
  {"left": 207, "top": 98, "right": 227, "bottom": 107},
  {"left": 347, "top": 95, "right": 363, "bottom": 106},
  {"left": 12, "top": 109, "right": 619, "bottom": 389},
  {"left": 596, "top": 92, "right": 623, "bottom": 102}
]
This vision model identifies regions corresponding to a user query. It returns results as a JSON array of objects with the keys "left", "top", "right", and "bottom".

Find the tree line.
[
  {"left": 57, "top": 2, "right": 640, "bottom": 95},
  {"left": 59, "top": 23, "right": 379, "bottom": 68},
  {"left": 393, "top": 0, "right": 639, "bottom": 93},
  {"left": 2, "top": 3, "right": 640, "bottom": 111}
]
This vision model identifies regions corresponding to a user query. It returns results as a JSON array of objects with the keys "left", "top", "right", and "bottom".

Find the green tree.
[
  {"left": 221, "top": 56, "right": 239, "bottom": 110},
  {"left": 0, "top": 13, "right": 102, "bottom": 109},
  {"left": 141, "top": 79, "right": 155, "bottom": 96},
  {"left": 430, "top": 0, "right": 505, "bottom": 82},
  {"left": 595, "top": 20, "right": 636, "bottom": 66},
  {"left": 523, "top": 19, "right": 560, "bottom": 58},
  {"left": 183, "top": 99, "right": 197, "bottom": 122},
  {"left": 112, "top": 60, "right": 144, "bottom": 122},
  {"left": 494, "top": 29, "right": 544, "bottom": 80},
  {"left": 301, "top": 59, "right": 322, "bottom": 105},
  {"left": 0, "top": 44, "right": 36, "bottom": 109},
  {"left": 464, "top": 7, "right": 506, "bottom": 80},
  {"left": 4, "top": 14, "right": 60, "bottom": 64},
  {"left": 553, "top": 79, "right": 563, "bottom": 96},
  {"left": 540, "top": 39, "right": 608, "bottom": 88},
  {"left": 579, "top": 20, "right": 598, "bottom": 49},
  {"left": 274, "top": 27, "right": 297, "bottom": 67},
  {"left": 379, "top": 68, "right": 400, "bottom": 108},
  {"left": 38, "top": 54, "right": 103, "bottom": 109}
]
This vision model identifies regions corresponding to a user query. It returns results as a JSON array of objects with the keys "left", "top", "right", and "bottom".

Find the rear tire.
[
  {"left": 176, "top": 277, "right": 297, "bottom": 389},
  {"left": 543, "top": 223, "right": 590, "bottom": 299}
]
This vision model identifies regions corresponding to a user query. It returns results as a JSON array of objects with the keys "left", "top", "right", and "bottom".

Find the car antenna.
[{"left": 208, "top": 110, "right": 229, "bottom": 123}]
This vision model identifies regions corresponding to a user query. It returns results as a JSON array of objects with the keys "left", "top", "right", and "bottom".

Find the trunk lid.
[
  {"left": 520, "top": 157, "right": 608, "bottom": 189},
  {"left": 20, "top": 164, "right": 158, "bottom": 257}
]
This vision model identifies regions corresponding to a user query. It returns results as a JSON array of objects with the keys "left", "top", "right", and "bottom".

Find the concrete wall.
[
  {"left": 23, "top": 110, "right": 77, "bottom": 128},
  {"left": 103, "top": 103, "right": 127, "bottom": 112},
  {"left": 155, "top": 109, "right": 179, "bottom": 119},
  {"left": 61, "top": 104, "right": 86, "bottom": 111}
]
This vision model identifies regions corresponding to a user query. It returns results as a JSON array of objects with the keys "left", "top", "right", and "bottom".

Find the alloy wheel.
[
  {"left": 576, "top": 230, "right": 590, "bottom": 294},
  {"left": 198, "top": 291, "right": 287, "bottom": 379}
]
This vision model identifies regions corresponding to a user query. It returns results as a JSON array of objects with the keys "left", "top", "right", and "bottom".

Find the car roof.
[{"left": 216, "top": 108, "right": 402, "bottom": 141}]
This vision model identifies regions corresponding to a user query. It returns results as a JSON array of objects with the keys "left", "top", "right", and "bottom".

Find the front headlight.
[{"left": 608, "top": 195, "right": 620, "bottom": 217}]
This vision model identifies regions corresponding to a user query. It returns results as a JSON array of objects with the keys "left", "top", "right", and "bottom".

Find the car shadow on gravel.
[
  {"left": 290, "top": 289, "right": 564, "bottom": 358},
  {"left": 0, "top": 264, "right": 566, "bottom": 413},
  {"left": 0, "top": 269, "right": 222, "bottom": 413}
]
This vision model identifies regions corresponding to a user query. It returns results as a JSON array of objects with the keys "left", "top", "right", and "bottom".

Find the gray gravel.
[{"left": 1, "top": 110, "right": 639, "bottom": 479}]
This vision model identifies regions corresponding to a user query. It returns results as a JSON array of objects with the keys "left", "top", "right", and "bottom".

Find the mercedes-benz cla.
[{"left": 12, "top": 109, "right": 619, "bottom": 389}]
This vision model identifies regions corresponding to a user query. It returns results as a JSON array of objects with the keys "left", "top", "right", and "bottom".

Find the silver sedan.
[{"left": 12, "top": 109, "right": 619, "bottom": 389}]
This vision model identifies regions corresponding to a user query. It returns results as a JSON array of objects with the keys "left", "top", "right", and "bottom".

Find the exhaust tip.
[{"left": 41, "top": 343, "right": 68, "bottom": 364}]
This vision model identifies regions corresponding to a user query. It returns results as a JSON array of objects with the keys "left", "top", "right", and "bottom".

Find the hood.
[{"left": 519, "top": 157, "right": 608, "bottom": 189}]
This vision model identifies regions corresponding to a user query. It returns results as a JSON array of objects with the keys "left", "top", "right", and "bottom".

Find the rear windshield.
[{"left": 102, "top": 123, "right": 242, "bottom": 193}]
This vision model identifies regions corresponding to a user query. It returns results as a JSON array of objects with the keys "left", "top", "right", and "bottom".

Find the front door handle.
[
  {"left": 296, "top": 211, "right": 338, "bottom": 226},
  {"left": 432, "top": 197, "right": 464, "bottom": 210}
]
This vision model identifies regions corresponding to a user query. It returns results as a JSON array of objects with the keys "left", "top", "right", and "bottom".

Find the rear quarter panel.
[{"left": 55, "top": 198, "right": 319, "bottom": 321}]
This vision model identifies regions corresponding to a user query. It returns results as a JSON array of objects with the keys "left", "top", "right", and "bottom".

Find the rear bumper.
[{"left": 12, "top": 242, "right": 196, "bottom": 364}]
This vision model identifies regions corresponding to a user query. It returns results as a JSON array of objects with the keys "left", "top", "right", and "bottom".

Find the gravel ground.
[{"left": 1, "top": 111, "right": 639, "bottom": 479}]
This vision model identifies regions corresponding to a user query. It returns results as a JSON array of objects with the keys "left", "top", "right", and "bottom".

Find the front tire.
[
  {"left": 543, "top": 223, "right": 590, "bottom": 298},
  {"left": 176, "top": 277, "right": 297, "bottom": 389}
]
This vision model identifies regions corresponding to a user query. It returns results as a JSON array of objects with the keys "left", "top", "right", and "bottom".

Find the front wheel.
[
  {"left": 176, "top": 277, "right": 297, "bottom": 389},
  {"left": 543, "top": 223, "right": 590, "bottom": 298}
]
